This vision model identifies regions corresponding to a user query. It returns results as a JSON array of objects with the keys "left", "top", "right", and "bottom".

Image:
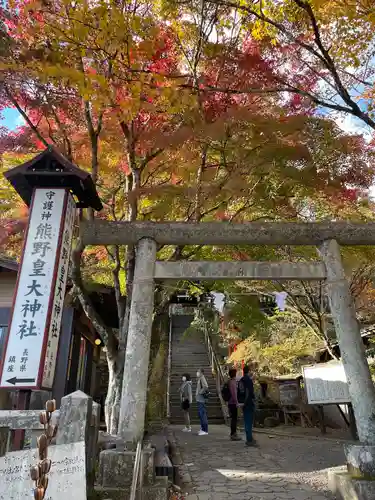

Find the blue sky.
[{"left": 1, "top": 108, "right": 24, "bottom": 130}]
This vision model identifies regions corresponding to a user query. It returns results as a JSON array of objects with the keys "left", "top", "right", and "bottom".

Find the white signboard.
[
  {"left": 303, "top": 361, "right": 351, "bottom": 405},
  {"left": 0, "top": 441, "right": 86, "bottom": 500},
  {"left": 42, "top": 194, "right": 75, "bottom": 389},
  {"left": 0, "top": 189, "right": 75, "bottom": 390}
]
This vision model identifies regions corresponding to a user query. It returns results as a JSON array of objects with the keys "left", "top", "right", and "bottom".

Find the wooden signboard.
[{"left": 278, "top": 380, "right": 300, "bottom": 406}]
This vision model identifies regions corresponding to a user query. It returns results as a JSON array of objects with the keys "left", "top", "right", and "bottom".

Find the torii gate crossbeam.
[{"left": 82, "top": 220, "right": 375, "bottom": 246}]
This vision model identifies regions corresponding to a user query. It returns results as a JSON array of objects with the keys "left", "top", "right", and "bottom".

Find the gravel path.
[{"left": 171, "top": 425, "right": 346, "bottom": 500}]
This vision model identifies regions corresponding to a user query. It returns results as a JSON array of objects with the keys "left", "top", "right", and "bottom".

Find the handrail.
[
  {"left": 130, "top": 440, "right": 143, "bottom": 500},
  {"left": 199, "top": 309, "right": 229, "bottom": 423},
  {"left": 201, "top": 310, "right": 225, "bottom": 381}
]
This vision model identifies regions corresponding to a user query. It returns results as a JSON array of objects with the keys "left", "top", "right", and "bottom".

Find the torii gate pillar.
[
  {"left": 320, "top": 239, "right": 375, "bottom": 480},
  {"left": 118, "top": 237, "right": 157, "bottom": 444}
]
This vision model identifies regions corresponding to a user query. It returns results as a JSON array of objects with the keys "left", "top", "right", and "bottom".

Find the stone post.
[
  {"left": 319, "top": 239, "right": 375, "bottom": 478},
  {"left": 56, "top": 390, "right": 94, "bottom": 488},
  {"left": 119, "top": 237, "right": 157, "bottom": 444},
  {"left": 88, "top": 401, "right": 100, "bottom": 486},
  {"left": 56, "top": 390, "right": 92, "bottom": 446}
]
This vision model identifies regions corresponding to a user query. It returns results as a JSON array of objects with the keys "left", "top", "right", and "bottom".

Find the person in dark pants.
[
  {"left": 228, "top": 368, "right": 241, "bottom": 441},
  {"left": 196, "top": 368, "right": 209, "bottom": 435},
  {"left": 241, "top": 365, "right": 257, "bottom": 446}
]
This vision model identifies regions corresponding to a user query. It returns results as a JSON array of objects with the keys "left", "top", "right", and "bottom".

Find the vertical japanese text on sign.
[{"left": 0, "top": 189, "right": 75, "bottom": 389}]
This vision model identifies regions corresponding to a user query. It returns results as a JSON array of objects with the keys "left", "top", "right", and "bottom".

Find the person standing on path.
[
  {"left": 196, "top": 368, "right": 209, "bottom": 435},
  {"left": 180, "top": 373, "right": 193, "bottom": 432},
  {"left": 240, "top": 365, "right": 257, "bottom": 446},
  {"left": 228, "top": 368, "right": 241, "bottom": 441}
]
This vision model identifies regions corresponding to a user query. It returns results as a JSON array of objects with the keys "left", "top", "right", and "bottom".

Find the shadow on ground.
[{"left": 171, "top": 424, "right": 345, "bottom": 500}]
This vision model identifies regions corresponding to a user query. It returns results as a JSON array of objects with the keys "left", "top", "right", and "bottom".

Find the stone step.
[
  {"left": 170, "top": 372, "right": 214, "bottom": 376},
  {"left": 169, "top": 395, "right": 221, "bottom": 401},
  {"left": 170, "top": 368, "right": 211, "bottom": 372},
  {"left": 170, "top": 384, "right": 218, "bottom": 388},
  {"left": 170, "top": 408, "right": 223, "bottom": 414},
  {"left": 171, "top": 356, "right": 209, "bottom": 360},
  {"left": 170, "top": 377, "right": 216, "bottom": 382},
  {"left": 171, "top": 355, "right": 209, "bottom": 360},
  {"left": 170, "top": 410, "right": 224, "bottom": 416},
  {"left": 170, "top": 369, "right": 213, "bottom": 373},
  {"left": 172, "top": 342, "right": 201, "bottom": 346},
  {"left": 171, "top": 353, "right": 209, "bottom": 360},
  {"left": 171, "top": 349, "right": 208, "bottom": 352},
  {"left": 170, "top": 376, "right": 216, "bottom": 379},
  {"left": 171, "top": 349, "right": 207, "bottom": 352},
  {"left": 170, "top": 370, "right": 213, "bottom": 373},
  {"left": 170, "top": 410, "right": 223, "bottom": 415},
  {"left": 169, "top": 394, "right": 221, "bottom": 399},
  {"left": 170, "top": 402, "right": 222, "bottom": 409},
  {"left": 170, "top": 407, "right": 224, "bottom": 412},
  {"left": 170, "top": 382, "right": 220, "bottom": 390},
  {"left": 171, "top": 364, "right": 208, "bottom": 367},
  {"left": 172, "top": 352, "right": 207, "bottom": 354},
  {"left": 170, "top": 381, "right": 217, "bottom": 387},
  {"left": 170, "top": 406, "right": 224, "bottom": 412},
  {"left": 171, "top": 363, "right": 209, "bottom": 367},
  {"left": 170, "top": 405, "right": 223, "bottom": 412},
  {"left": 170, "top": 317, "right": 225, "bottom": 426},
  {"left": 170, "top": 417, "right": 225, "bottom": 424},
  {"left": 171, "top": 364, "right": 210, "bottom": 368},
  {"left": 170, "top": 420, "right": 224, "bottom": 426},
  {"left": 171, "top": 344, "right": 206, "bottom": 347},
  {"left": 170, "top": 368, "right": 213, "bottom": 372},
  {"left": 95, "top": 478, "right": 169, "bottom": 500},
  {"left": 170, "top": 398, "right": 221, "bottom": 404},
  {"left": 169, "top": 390, "right": 221, "bottom": 395},
  {"left": 170, "top": 388, "right": 218, "bottom": 392}
]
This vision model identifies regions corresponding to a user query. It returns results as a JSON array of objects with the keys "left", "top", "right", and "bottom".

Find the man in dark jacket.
[
  {"left": 228, "top": 368, "right": 241, "bottom": 441},
  {"left": 241, "top": 365, "right": 257, "bottom": 446}
]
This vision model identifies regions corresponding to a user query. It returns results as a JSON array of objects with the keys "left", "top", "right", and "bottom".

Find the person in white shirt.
[{"left": 179, "top": 373, "right": 193, "bottom": 432}]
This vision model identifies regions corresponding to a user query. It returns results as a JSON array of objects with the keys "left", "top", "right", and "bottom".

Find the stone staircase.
[{"left": 169, "top": 314, "right": 225, "bottom": 426}]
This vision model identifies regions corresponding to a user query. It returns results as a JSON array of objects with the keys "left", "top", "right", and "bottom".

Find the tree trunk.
[{"left": 105, "top": 351, "right": 124, "bottom": 435}]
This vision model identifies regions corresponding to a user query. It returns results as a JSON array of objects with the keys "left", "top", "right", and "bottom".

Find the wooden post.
[
  {"left": 13, "top": 390, "right": 31, "bottom": 450},
  {"left": 317, "top": 405, "right": 326, "bottom": 435}
]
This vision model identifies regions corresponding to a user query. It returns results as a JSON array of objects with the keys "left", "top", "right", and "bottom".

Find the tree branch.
[
  {"left": 207, "top": 0, "right": 375, "bottom": 130},
  {"left": 2, "top": 85, "right": 49, "bottom": 148},
  {"left": 71, "top": 234, "right": 117, "bottom": 354}
]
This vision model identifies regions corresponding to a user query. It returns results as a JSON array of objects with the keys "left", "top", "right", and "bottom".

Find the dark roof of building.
[{"left": 0, "top": 256, "right": 18, "bottom": 272}]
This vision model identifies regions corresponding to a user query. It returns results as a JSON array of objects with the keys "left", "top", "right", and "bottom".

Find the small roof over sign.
[
  {"left": 4, "top": 147, "right": 103, "bottom": 211},
  {"left": 0, "top": 256, "right": 18, "bottom": 272}
]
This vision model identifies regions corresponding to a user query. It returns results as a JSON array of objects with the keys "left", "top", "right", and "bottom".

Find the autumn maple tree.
[
  {"left": 164, "top": 0, "right": 375, "bottom": 134},
  {"left": 1, "top": 0, "right": 375, "bottom": 433}
]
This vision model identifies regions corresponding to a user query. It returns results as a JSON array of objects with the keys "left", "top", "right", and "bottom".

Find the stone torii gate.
[{"left": 83, "top": 221, "right": 375, "bottom": 482}]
